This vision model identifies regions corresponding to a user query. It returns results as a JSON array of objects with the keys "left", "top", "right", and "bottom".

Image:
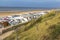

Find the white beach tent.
[
  {"left": 40, "top": 11, "right": 46, "bottom": 15},
  {"left": 8, "top": 16, "right": 28, "bottom": 26},
  {"left": 20, "top": 14, "right": 33, "bottom": 21},
  {"left": 36, "top": 11, "right": 46, "bottom": 16},
  {"left": 13, "top": 17, "right": 28, "bottom": 23}
]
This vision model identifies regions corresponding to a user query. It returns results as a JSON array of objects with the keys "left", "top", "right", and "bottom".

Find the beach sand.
[{"left": 0, "top": 10, "right": 41, "bottom": 17}]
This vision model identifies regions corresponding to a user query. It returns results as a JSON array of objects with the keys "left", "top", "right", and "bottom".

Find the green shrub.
[{"left": 48, "top": 23, "right": 60, "bottom": 40}]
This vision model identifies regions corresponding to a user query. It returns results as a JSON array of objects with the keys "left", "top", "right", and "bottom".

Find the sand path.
[{"left": 0, "top": 30, "right": 14, "bottom": 40}]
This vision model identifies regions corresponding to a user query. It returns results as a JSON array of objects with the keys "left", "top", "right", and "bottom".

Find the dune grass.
[{"left": 4, "top": 10, "right": 60, "bottom": 40}]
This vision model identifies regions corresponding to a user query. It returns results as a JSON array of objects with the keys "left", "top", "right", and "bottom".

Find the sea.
[{"left": 0, "top": 7, "right": 57, "bottom": 11}]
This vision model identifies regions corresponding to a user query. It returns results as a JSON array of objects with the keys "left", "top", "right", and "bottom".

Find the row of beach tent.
[{"left": 0, "top": 11, "right": 46, "bottom": 28}]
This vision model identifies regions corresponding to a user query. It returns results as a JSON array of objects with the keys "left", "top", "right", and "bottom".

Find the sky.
[{"left": 0, "top": 0, "right": 60, "bottom": 8}]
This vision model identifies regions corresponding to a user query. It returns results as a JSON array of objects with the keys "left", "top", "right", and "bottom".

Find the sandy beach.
[{"left": 0, "top": 10, "right": 42, "bottom": 17}]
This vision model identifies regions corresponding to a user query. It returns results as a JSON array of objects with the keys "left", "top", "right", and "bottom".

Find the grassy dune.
[{"left": 4, "top": 10, "right": 60, "bottom": 40}]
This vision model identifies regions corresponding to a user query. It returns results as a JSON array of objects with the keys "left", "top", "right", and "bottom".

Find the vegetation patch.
[{"left": 4, "top": 10, "right": 60, "bottom": 40}]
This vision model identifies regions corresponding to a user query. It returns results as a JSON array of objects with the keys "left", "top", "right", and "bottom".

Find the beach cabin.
[{"left": 0, "top": 20, "right": 9, "bottom": 28}]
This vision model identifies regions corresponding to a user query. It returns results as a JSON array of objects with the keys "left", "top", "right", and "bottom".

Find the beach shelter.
[{"left": 0, "top": 20, "right": 9, "bottom": 27}]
